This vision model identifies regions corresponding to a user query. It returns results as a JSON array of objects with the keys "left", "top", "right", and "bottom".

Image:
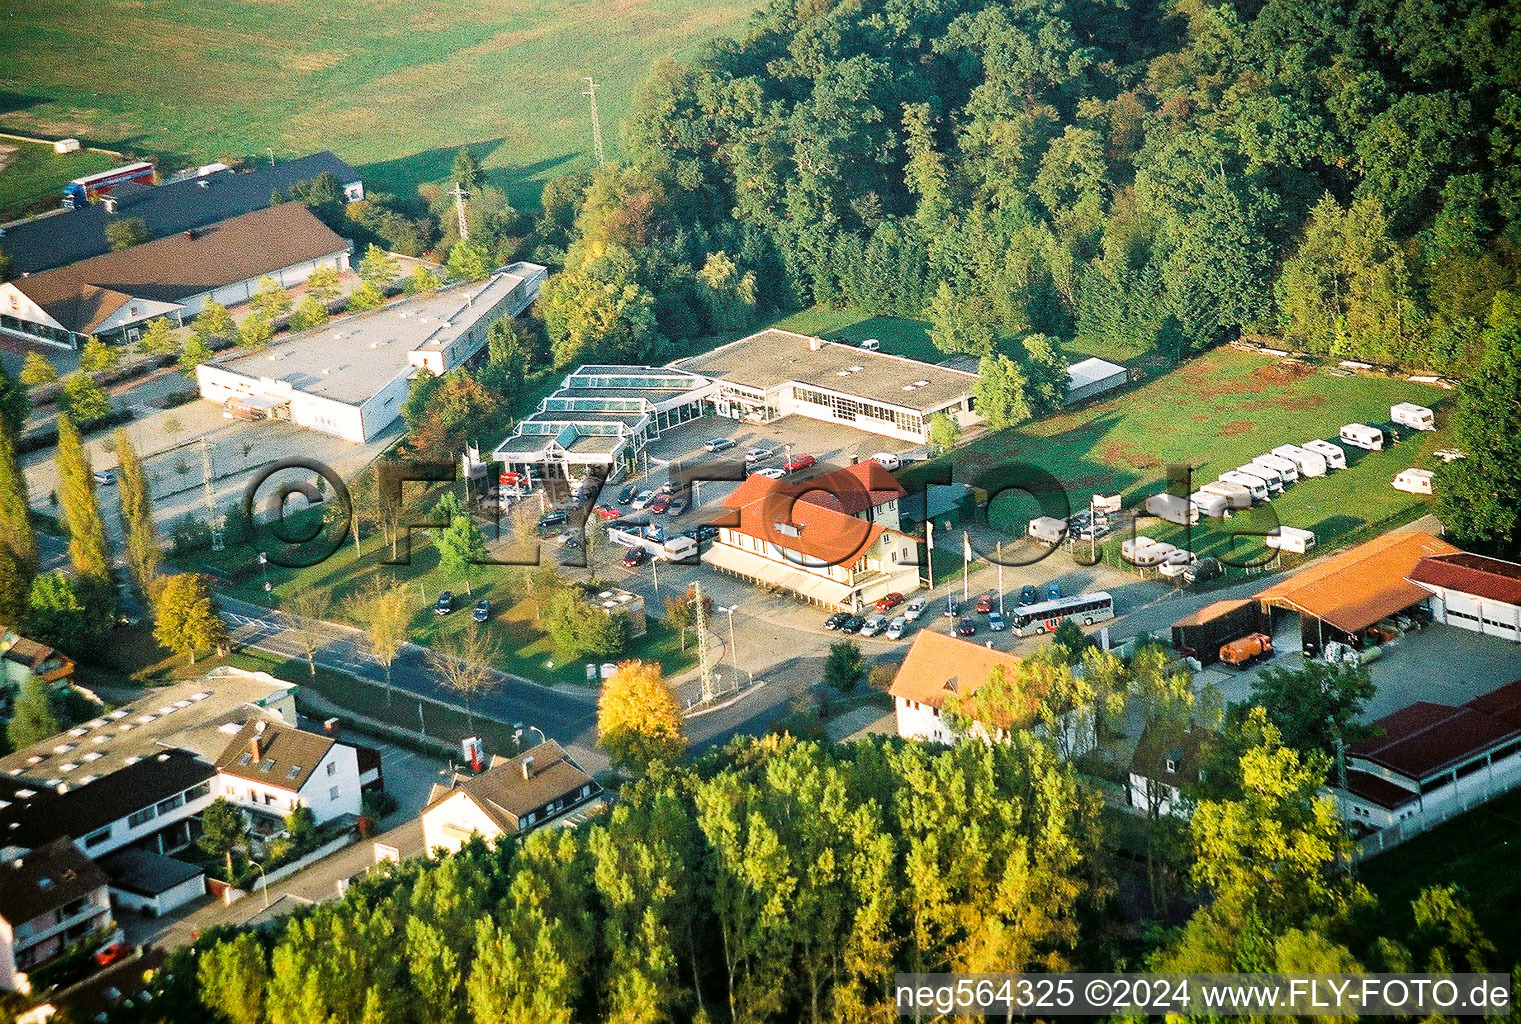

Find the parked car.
[
  {"left": 752, "top": 467, "right": 787, "bottom": 479},
  {"left": 434, "top": 591, "right": 454, "bottom": 616},
  {"left": 840, "top": 614, "right": 866, "bottom": 634},
  {"left": 631, "top": 490, "right": 654, "bottom": 510},
  {"left": 555, "top": 530, "right": 580, "bottom": 548},
  {"left": 617, "top": 484, "right": 637, "bottom": 504},
  {"left": 538, "top": 510, "right": 569, "bottom": 530},
  {"left": 472, "top": 599, "right": 490, "bottom": 623},
  {"left": 95, "top": 942, "right": 132, "bottom": 967},
  {"left": 824, "top": 612, "right": 851, "bottom": 631},
  {"left": 783, "top": 453, "right": 817, "bottom": 473},
  {"left": 885, "top": 616, "right": 907, "bottom": 640},
  {"left": 666, "top": 497, "right": 688, "bottom": 516},
  {"left": 649, "top": 494, "right": 671, "bottom": 514},
  {"left": 943, "top": 597, "right": 960, "bottom": 618},
  {"left": 593, "top": 504, "right": 623, "bottom": 521},
  {"left": 1047, "top": 582, "right": 1062, "bottom": 601},
  {"left": 1182, "top": 556, "right": 1224, "bottom": 585},
  {"left": 988, "top": 611, "right": 1006, "bottom": 631},
  {"left": 974, "top": 593, "right": 995, "bottom": 614},
  {"left": 744, "top": 446, "right": 776, "bottom": 464},
  {"left": 903, "top": 597, "right": 926, "bottom": 622},
  {"left": 875, "top": 592, "right": 905, "bottom": 612},
  {"left": 956, "top": 617, "right": 976, "bottom": 637},
  {"left": 681, "top": 524, "right": 720, "bottom": 542},
  {"left": 860, "top": 614, "right": 887, "bottom": 637},
  {"left": 704, "top": 437, "right": 737, "bottom": 452},
  {"left": 621, "top": 547, "right": 648, "bottom": 568},
  {"left": 92, "top": 469, "right": 116, "bottom": 485},
  {"left": 1019, "top": 584, "right": 1038, "bottom": 606}
]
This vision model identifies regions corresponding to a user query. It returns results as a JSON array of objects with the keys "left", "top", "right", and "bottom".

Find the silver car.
[{"left": 860, "top": 614, "right": 887, "bottom": 637}]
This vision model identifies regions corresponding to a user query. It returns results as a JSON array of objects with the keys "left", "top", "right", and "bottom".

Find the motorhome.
[
  {"left": 1218, "top": 472, "right": 1269, "bottom": 502},
  {"left": 1027, "top": 516, "right": 1068, "bottom": 545},
  {"left": 1340, "top": 423, "right": 1385, "bottom": 451},
  {"left": 1199, "top": 480, "right": 1253, "bottom": 509},
  {"left": 1301, "top": 438, "right": 1347, "bottom": 470},
  {"left": 1189, "top": 490, "right": 1230, "bottom": 518},
  {"left": 1252, "top": 452, "right": 1300, "bottom": 484},
  {"left": 1393, "top": 468, "right": 1435, "bottom": 495},
  {"left": 1391, "top": 403, "right": 1435, "bottom": 431},
  {"left": 1271, "top": 444, "right": 1327, "bottom": 479},
  {"left": 1144, "top": 492, "right": 1199, "bottom": 526},
  {"left": 1265, "top": 526, "right": 1317, "bottom": 554}
]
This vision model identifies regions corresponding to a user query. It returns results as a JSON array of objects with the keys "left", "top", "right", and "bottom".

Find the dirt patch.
[
  {"left": 1220, "top": 421, "right": 1255, "bottom": 437},
  {"left": 0, "top": 145, "right": 15, "bottom": 173},
  {"left": 1254, "top": 361, "right": 1314, "bottom": 384},
  {"left": 1096, "top": 441, "right": 1161, "bottom": 470}
]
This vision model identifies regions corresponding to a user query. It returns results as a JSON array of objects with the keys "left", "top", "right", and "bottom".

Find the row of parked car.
[
  {"left": 434, "top": 592, "right": 492, "bottom": 622},
  {"left": 823, "top": 592, "right": 925, "bottom": 640}
]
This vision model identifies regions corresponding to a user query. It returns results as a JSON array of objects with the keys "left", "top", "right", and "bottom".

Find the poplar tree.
[
  {"left": 0, "top": 418, "right": 38, "bottom": 590},
  {"left": 114, "top": 429, "right": 159, "bottom": 600},
  {"left": 55, "top": 414, "right": 114, "bottom": 617}
]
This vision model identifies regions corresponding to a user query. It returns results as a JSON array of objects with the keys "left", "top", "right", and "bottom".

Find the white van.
[
  {"left": 1252, "top": 453, "right": 1300, "bottom": 484},
  {"left": 1144, "top": 492, "right": 1198, "bottom": 526},
  {"left": 1027, "top": 516, "right": 1068, "bottom": 544},
  {"left": 1271, "top": 444, "right": 1327, "bottom": 479},
  {"left": 1200, "top": 480, "right": 1253, "bottom": 509},
  {"left": 869, "top": 452, "right": 901, "bottom": 471},
  {"left": 859, "top": 338, "right": 881, "bottom": 351},
  {"left": 1391, "top": 403, "right": 1435, "bottom": 431},
  {"left": 1219, "top": 472, "right": 1269, "bottom": 502},
  {"left": 1265, "top": 525, "right": 1317, "bottom": 554},
  {"left": 1189, "top": 490, "right": 1230, "bottom": 518},
  {"left": 1302, "top": 438, "right": 1347, "bottom": 470},
  {"left": 1340, "top": 423, "right": 1385, "bottom": 451},
  {"left": 1393, "top": 468, "right": 1434, "bottom": 495},
  {"left": 1236, "top": 464, "right": 1283, "bottom": 493}
]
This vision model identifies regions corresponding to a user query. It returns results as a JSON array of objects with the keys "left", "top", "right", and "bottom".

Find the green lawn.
[
  {"left": 1359, "top": 787, "right": 1521, "bottom": 963},
  {"left": 0, "top": 0, "right": 756, "bottom": 208},
  {"left": 0, "top": 137, "right": 117, "bottom": 221},
  {"left": 903, "top": 347, "right": 1453, "bottom": 560}
]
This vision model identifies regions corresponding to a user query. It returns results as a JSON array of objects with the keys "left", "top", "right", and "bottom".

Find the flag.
[
  {"left": 926, "top": 520, "right": 935, "bottom": 550},
  {"left": 962, "top": 531, "right": 972, "bottom": 562}
]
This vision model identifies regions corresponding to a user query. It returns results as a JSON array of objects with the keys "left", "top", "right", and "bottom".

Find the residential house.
[
  {"left": 421, "top": 741, "right": 601, "bottom": 855},
  {"left": 1127, "top": 719, "right": 1209, "bottom": 818},
  {"left": 213, "top": 719, "right": 363, "bottom": 828},
  {"left": 0, "top": 840, "right": 112, "bottom": 991},
  {"left": 0, "top": 632, "right": 74, "bottom": 717}
]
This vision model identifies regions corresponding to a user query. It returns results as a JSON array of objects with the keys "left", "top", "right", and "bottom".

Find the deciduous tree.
[
  {"left": 153, "top": 572, "right": 226, "bottom": 665},
  {"left": 19, "top": 351, "right": 57, "bottom": 388},
  {"left": 7, "top": 675, "right": 61, "bottom": 749},
  {"left": 598, "top": 660, "right": 687, "bottom": 774},
  {"left": 425, "top": 625, "right": 501, "bottom": 729}
]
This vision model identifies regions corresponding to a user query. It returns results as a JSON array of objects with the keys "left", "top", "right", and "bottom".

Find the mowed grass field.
[
  {"left": 0, "top": 0, "right": 756, "bottom": 207},
  {"left": 903, "top": 347, "right": 1454, "bottom": 557},
  {"left": 0, "top": 137, "right": 118, "bottom": 221}
]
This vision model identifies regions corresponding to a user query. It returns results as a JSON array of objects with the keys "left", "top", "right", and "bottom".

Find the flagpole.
[
  {"left": 962, "top": 531, "right": 970, "bottom": 602},
  {"left": 997, "top": 541, "right": 1004, "bottom": 615},
  {"left": 926, "top": 520, "right": 935, "bottom": 591}
]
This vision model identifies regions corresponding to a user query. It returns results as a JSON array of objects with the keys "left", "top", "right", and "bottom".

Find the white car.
[
  {"left": 753, "top": 467, "right": 786, "bottom": 480},
  {"left": 632, "top": 489, "right": 654, "bottom": 510},
  {"left": 885, "top": 616, "right": 907, "bottom": 640},
  {"left": 860, "top": 614, "right": 887, "bottom": 637},
  {"left": 903, "top": 598, "right": 926, "bottom": 622},
  {"left": 1158, "top": 550, "right": 1197, "bottom": 578}
]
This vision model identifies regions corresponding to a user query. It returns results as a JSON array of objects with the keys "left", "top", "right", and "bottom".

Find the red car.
[
  {"left": 874, "top": 592, "right": 904, "bottom": 612},
  {"left": 649, "top": 494, "right": 672, "bottom": 514},
  {"left": 95, "top": 941, "right": 132, "bottom": 967},
  {"left": 974, "top": 593, "right": 995, "bottom": 614},
  {"left": 956, "top": 617, "right": 977, "bottom": 637},
  {"left": 593, "top": 504, "right": 623, "bottom": 521},
  {"left": 783, "top": 453, "right": 817, "bottom": 473}
]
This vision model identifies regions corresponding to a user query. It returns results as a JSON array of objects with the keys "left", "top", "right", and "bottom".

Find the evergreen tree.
[
  {"left": 55, "top": 415, "right": 113, "bottom": 617},
  {"left": 0, "top": 418, "right": 38, "bottom": 578},
  {"left": 19, "top": 352, "right": 57, "bottom": 388},
  {"left": 7, "top": 675, "right": 61, "bottom": 749}
]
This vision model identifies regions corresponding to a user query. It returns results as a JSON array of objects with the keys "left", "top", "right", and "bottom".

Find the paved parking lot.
[{"left": 641, "top": 412, "right": 926, "bottom": 477}]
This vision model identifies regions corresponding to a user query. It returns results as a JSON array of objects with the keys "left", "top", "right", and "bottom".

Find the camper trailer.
[
  {"left": 1340, "top": 423, "right": 1385, "bottom": 451},
  {"left": 1218, "top": 472, "right": 1269, "bottom": 502},
  {"left": 1271, "top": 444, "right": 1327, "bottom": 479},
  {"left": 1133, "top": 541, "right": 1177, "bottom": 567},
  {"left": 1144, "top": 492, "right": 1199, "bottom": 526},
  {"left": 1392, "top": 468, "right": 1434, "bottom": 495},
  {"left": 1199, "top": 480, "right": 1253, "bottom": 510},
  {"left": 1235, "top": 465, "right": 1283, "bottom": 494},
  {"left": 1027, "top": 516, "right": 1068, "bottom": 545},
  {"left": 1265, "top": 526, "right": 1317, "bottom": 554},
  {"left": 1301, "top": 438, "right": 1347, "bottom": 470},
  {"left": 1252, "top": 453, "right": 1300, "bottom": 484},
  {"left": 1391, "top": 403, "right": 1435, "bottom": 431},
  {"left": 1189, "top": 491, "right": 1230, "bottom": 518},
  {"left": 1121, "top": 536, "right": 1159, "bottom": 564}
]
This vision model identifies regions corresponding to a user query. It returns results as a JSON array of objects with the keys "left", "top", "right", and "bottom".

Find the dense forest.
[{"left": 520, "top": 0, "right": 1519, "bottom": 374}]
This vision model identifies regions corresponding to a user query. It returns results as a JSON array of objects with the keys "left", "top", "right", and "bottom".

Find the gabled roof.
[
  {"left": 215, "top": 718, "right": 335, "bottom": 792},
  {"left": 0, "top": 838, "right": 107, "bottom": 926},
  {"left": 1350, "top": 681, "right": 1521, "bottom": 782},
  {"left": 722, "top": 461, "right": 907, "bottom": 518},
  {"left": 1254, "top": 531, "right": 1459, "bottom": 633},
  {"left": 423, "top": 740, "right": 597, "bottom": 834},
  {"left": 1, "top": 151, "right": 359, "bottom": 275},
  {"left": 9, "top": 203, "right": 348, "bottom": 334},
  {"left": 889, "top": 631, "right": 1035, "bottom": 729},
  {"left": 716, "top": 487, "right": 899, "bottom": 567},
  {"left": 1130, "top": 718, "right": 1209, "bottom": 784},
  {"left": 1408, "top": 552, "right": 1521, "bottom": 606}
]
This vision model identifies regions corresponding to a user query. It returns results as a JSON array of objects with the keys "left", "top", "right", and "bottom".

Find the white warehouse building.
[{"left": 197, "top": 262, "right": 545, "bottom": 442}]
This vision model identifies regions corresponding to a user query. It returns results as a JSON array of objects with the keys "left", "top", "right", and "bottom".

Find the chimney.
[
  {"left": 520, "top": 756, "right": 535, "bottom": 781},
  {"left": 249, "top": 719, "right": 267, "bottom": 761},
  {"left": 323, "top": 717, "right": 340, "bottom": 739}
]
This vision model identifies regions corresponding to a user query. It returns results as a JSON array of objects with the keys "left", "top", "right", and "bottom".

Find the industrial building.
[
  {"left": 1408, "top": 552, "right": 1521, "bottom": 642},
  {"left": 0, "top": 203, "right": 350, "bottom": 349},
  {"left": 492, "top": 364, "right": 715, "bottom": 482},
  {"left": 0, "top": 151, "right": 362, "bottom": 276},
  {"left": 197, "top": 263, "right": 545, "bottom": 443},
  {"left": 675, "top": 329, "right": 981, "bottom": 443}
]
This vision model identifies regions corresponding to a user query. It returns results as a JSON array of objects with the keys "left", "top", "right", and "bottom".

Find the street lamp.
[
  {"left": 717, "top": 604, "right": 741, "bottom": 688},
  {"left": 251, "top": 860, "right": 270, "bottom": 910},
  {"left": 528, "top": 725, "right": 546, "bottom": 746}
]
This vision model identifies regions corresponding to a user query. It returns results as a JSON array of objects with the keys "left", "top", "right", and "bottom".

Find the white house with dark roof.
[
  {"left": 421, "top": 741, "right": 601, "bottom": 854},
  {"left": 0, "top": 839, "right": 112, "bottom": 991},
  {"left": 213, "top": 719, "right": 362, "bottom": 826}
]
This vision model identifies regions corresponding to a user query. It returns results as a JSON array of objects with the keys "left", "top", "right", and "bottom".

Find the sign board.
[{"left": 461, "top": 736, "right": 484, "bottom": 772}]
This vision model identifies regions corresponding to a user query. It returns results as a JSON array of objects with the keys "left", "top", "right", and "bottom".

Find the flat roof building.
[
  {"left": 198, "top": 263, "right": 545, "bottom": 443},
  {"left": 675, "top": 329, "right": 980, "bottom": 443},
  {"left": 0, "top": 203, "right": 350, "bottom": 349}
]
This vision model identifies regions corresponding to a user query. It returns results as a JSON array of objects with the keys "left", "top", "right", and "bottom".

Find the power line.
[
  {"left": 582, "top": 76, "right": 606, "bottom": 167},
  {"left": 448, "top": 182, "right": 470, "bottom": 242}
]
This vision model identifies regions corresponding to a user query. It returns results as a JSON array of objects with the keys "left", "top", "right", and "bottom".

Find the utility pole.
[
  {"left": 692, "top": 580, "right": 715, "bottom": 704},
  {"left": 202, "top": 437, "right": 223, "bottom": 551},
  {"left": 448, "top": 182, "right": 470, "bottom": 242},
  {"left": 583, "top": 77, "right": 606, "bottom": 167},
  {"left": 266, "top": 147, "right": 275, "bottom": 168}
]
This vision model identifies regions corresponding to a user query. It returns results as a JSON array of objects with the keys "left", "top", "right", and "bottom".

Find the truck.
[
  {"left": 1219, "top": 632, "right": 1273, "bottom": 666},
  {"left": 1391, "top": 402, "right": 1435, "bottom": 431},
  {"left": 1144, "top": 492, "right": 1199, "bottom": 526},
  {"left": 1200, "top": 480, "right": 1253, "bottom": 509},
  {"left": 1301, "top": 438, "right": 1347, "bottom": 469},
  {"left": 61, "top": 161, "right": 155, "bottom": 208},
  {"left": 1271, "top": 444, "right": 1327, "bottom": 479},
  {"left": 1340, "top": 423, "right": 1385, "bottom": 451}
]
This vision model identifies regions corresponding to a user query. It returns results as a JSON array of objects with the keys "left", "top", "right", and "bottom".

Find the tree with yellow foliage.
[{"left": 597, "top": 660, "right": 686, "bottom": 774}]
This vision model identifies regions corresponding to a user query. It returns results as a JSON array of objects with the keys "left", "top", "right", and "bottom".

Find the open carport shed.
[
  {"left": 1171, "top": 598, "right": 1268, "bottom": 667},
  {"left": 1253, "top": 530, "right": 1459, "bottom": 654}
]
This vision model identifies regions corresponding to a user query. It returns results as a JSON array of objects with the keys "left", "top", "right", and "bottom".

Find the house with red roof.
[
  {"left": 1407, "top": 552, "right": 1521, "bottom": 643},
  {"left": 1337, "top": 677, "right": 1521, "bottom": 831}
]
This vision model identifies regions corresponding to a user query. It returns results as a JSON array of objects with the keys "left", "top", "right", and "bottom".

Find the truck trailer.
[
  {"left": 1391, "top": 402, "right": 1435, "bottom": 431},
  {"left": 1219, "top": 632, "right": 1273, "bottom": 666},
  {"left": 1301, "top": 438, "right": 1347, "bottom": 469},
  {"left": 1340, "top": 423, "right": 1385, "bottom": 451},
  {"left": 1199, "top": 480, "right": 1253, "bottom": 509}
]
